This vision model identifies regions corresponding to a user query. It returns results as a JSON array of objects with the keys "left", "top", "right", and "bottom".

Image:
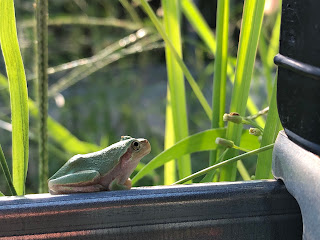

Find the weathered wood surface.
[{"left": 0, "top": 180, "right": 301, "bottom": 239}]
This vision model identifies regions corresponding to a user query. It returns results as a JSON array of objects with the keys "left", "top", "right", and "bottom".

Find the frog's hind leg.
[
  {"left": 48, "top": 170, "right": 105, "bottom": 194},
  {"left": 49, "top": 185, "right": 105, "bottom": 194}
]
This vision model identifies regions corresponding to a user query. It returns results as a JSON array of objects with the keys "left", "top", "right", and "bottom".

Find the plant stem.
[
  {"left": 174, "top": 144, "right": 274, "bottom": 185},
  {"left": 245, "top": 107, "right": 269, "bottom": 120},
  {"left": 119, "top": 0, "right": 142, "bottom": 23},
  {"left": 201, "top": 148, "right": 229, "bottom": 182},
  {"left": 21, "top": 16, "right": 141, "bottom": 30},
  {"left": 35, "top": 0, "right": 49, "bottom": 193}
]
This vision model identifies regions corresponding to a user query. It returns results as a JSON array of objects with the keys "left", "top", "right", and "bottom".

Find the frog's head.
[
  {"left": 126, "top": 137, "right": 151, "bottom": 159},
  {"left": 119, "top": 137, "right": 151, "bottom": 172},
  {"left": 120, "top": 136, "right": 151, "bottom": 159}
]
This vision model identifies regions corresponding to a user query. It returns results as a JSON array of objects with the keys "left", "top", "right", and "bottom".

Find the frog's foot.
[
  {"left": 109, "top": 178, "right": 132, "bottom": 191},
  {"left": 49, "top": 184, "right": 105, "bottom": 195}
]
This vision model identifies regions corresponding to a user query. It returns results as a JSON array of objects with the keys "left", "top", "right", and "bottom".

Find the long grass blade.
[
  {"left": 181, "top": 0, "right": 264, "bottom": 129},
  {"left": 220, "top": 0, "right": 266, "bottom": 181},
  {"left": 0, "top": 0, "right": 29, "bottom": 195},
  {"left": 213, "top": 0, "right": 229, "bottom": 129},
  {"left": 0, "top": 145, "right": 17, "bottom": 195},
  {"left": 162, "top": 0, "right": 191, "bottom": 182},
  {"left": 132, "top": 128, "right": 226, "bottom": 185},
  {"left": 237, "top": 160, "right": 251, "bottom": 180},
  {"left": 208, "top": 0, "right": 229, "bottom": 181},
  {"left": 138, "top": 0, "right": 212, "bottom": 119},
  {"left": 181, "top": 0, "right": 216, "bottom": 54},
  {"left": 255, "top": 75, "right": 282, "bottom": 179},
  {"left": 259, "top": 10, "right": 281, "bottom": 101},
  {"left": 164, "top": 87, "right": 176, "bottom": 184}
]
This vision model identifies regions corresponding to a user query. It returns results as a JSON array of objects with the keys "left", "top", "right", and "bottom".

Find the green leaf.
[
  {"left": 0, "top": 145, "right": 17, "bottom": 195},
  {"left": 210, "top": 0, "right": 229, "bottom": 174},
  {"left": 211, "top": 0, "right": 229, "bottom": 129},
  {"left": 162, "top": 0, "right": 191, "bottom": 182},
  {"left": 259, "top": 10, "right": 281, "bottom": 101},
  {"left": 138, "top": 0, "right": 212, "bottom": 120},
  {"left": 0, "top": 0, "right": 29, "bottom": 195},
  {"left": 240, "top": 130, "right": 260, "bottom": 150},
  {"left": 164, "top": 86, "right": 176, "bottom": 184},
  {"left": 220, "top": 0, "right": 265, "bottom": 181},
  {"left": 181, "top": 0, "right": 264, "bottom": 129},
  {"left": 174, "top": 144, "right": 274, "bottom": 184},
  {"left": 132, "top": 128, "right": 226, "bottom": 185},
  {"left": 255, "top": 75, "right": 282, "bottom": 179},
  {"left": 181, "top": 0, "right": 216, "bottom": 54}
]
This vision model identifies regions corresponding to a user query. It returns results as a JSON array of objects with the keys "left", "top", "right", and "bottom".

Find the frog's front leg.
[
  {"left": 48, "top": 170, "right": 105, "bottom": 194},
  {"left": 109, "top": 178, "right": 132, "bottom": 191}
]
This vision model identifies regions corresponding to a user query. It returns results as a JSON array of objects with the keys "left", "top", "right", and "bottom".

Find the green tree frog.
[{"left": 48, "top": 136, "right": 151, "bottom": 194}]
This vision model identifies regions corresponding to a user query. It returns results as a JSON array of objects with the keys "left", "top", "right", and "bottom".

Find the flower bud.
[
  {"left": 215, "top": 137, "right": 235, "bottom": 148},
  {"left": 223, "top": 112, "right": 243, "bottom": 124},
  {"left": 249, "top": 128, "right": 262, "bottom": 136}
]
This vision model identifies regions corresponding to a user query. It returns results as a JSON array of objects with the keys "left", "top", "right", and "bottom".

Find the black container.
[{"left": 274, "top": 0, "right": 320, "bottom": 155}]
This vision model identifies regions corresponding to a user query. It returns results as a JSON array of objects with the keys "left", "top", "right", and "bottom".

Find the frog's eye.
[{"left": 131, "top": 141, "right": 141, "bottom": 151}]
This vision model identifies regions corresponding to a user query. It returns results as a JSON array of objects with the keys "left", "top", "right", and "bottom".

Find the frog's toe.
[{"left": 124, "top": 178, "right": 132, "bottom": 189}]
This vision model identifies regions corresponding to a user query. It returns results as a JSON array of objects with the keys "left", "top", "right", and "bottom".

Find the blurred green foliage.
[{"left": 0, "top": 0, "right": 280, "bottom": 194}]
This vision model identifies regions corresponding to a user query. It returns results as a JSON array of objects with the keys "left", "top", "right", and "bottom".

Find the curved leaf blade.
[
  {"left": 132, "top": 128, "right": 226, "bottom": 185},
  {"left": 255, "top": 75, "right": 282, "bottom": 179},
  {"left": 0, "top": 0, "right": 29, "bottom": 195}
]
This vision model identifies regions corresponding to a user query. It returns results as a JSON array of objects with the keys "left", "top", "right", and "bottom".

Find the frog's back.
[{"left": 49, "top": 139, "right": 133, "bottom": 180}]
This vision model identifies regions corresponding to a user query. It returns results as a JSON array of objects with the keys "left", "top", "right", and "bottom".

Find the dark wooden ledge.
[{"left": 0, "top": 180, "right": 302, "bottom": 239}]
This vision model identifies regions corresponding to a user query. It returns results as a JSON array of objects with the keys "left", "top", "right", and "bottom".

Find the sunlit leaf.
[
  {"left": 138, "top": 0, "right": 212, "bottom": 119},
  {"left": 162, "top": 0, "right": 191, "bottom": 182},
  {"left": 164, "top": 87, "right": 176, "bottom": 184},
  {"left": 132, "top": 128, "right": 226, "bottom": 185},
  {"left": 0, "top": 0, "right": 29, "bottom": 195},
  {"left": 220, "top": 0, "right": 266, "bottom": 181},
  {"left": 255, "top": 75, "right": 282, "bottom": 179},
  {"left": 0, "top": 145, "right": 17, "bottom": 195},
  {"left": 240, "top": 130, "right": 260, "bottom": 150}
]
